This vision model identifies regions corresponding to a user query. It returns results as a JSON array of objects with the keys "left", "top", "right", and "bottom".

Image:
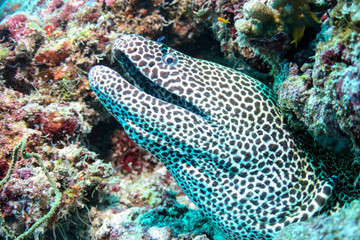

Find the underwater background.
[{"left": 0, "top": 0, "right": 359, "bottom": 239}]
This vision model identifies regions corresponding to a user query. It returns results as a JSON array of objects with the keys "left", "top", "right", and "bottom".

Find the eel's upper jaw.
[
  {"left": 112, "top": 36, "right": 208, "bottom": 119},
  {"left": 112, "top": 36, "right": 133, "bottom": 73},
  {"left": 113, "top": 34, "right": 133, "bottom": 55}
]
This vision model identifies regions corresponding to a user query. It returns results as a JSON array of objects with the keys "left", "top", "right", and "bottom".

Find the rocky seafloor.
[{"left": 0, "top": 0, "right": 359, "bottom": 239}]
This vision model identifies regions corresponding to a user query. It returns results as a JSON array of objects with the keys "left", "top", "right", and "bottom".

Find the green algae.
[{"left": 139, "top": 197, "right": 228, "bottom": 239}]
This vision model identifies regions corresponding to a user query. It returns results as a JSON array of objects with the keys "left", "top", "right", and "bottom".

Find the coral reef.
[
  {"left": 233, "top": 0, "right": 326, "bottom": 72},
  {"left": 235, "top": 0, "right": 319, "bottom": 40},
  {"left": 0, "top": 0, "right": 359, "bottom": 239},
  {"left": 277, "top": 0, "right": 360, "bottom": 154},
  {"left": 0, "top": 139, "right": 61, "bottom": 240},
  {"left": 139, "top": 196, "right": 226, "bottom": 238},
  {"left": 110, "top": 128, "right": 158, "bottom": 175},
  {"left": 274, "top": 200, "right": 360, "bottom": 240},
  {"left": 86, "top": 165, "right": 228, "bottom": 240}
]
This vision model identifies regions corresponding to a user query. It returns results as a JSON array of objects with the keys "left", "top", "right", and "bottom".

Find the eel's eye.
[{"left": 162, "top": 52, "right": 178, "bottom": 66}]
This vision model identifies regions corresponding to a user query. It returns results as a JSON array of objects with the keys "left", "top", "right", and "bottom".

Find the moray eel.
[{"left": 88, "top": 34, "right": 355, "bottom": 239}]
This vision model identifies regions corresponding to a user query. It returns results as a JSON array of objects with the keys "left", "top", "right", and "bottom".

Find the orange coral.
[{"left": 44, "top": 24, "right": 55, "bottom": 36}]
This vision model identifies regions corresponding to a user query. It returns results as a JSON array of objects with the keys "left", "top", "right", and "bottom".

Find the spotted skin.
[{"left": 88, "top": 35, "right": 355, "bottom": 239}]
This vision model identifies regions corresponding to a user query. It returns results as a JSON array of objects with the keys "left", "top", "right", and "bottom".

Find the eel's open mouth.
[{"left": 113, "top": 46, "right": 208, "bottom": 119}]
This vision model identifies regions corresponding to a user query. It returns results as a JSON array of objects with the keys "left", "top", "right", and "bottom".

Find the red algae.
[
  {"left": 0, "top": 159, "right": 9, "bottom": 181},
  {"left": 34, "top": 40, "right": 71, "bottom": 66},
  {"left": 2, "top": 13, "right": 29, "bottom": 41},
  {"left": 32, "top": 111, "right": 80, "bottom": 140},
  {"left": 110, "top": 129, "right": 156, "bottom": 175}
]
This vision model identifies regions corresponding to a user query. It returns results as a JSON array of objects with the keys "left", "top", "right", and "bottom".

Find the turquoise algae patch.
[{"left": 139, "top": 198, "right": 228, "bottom": 239}]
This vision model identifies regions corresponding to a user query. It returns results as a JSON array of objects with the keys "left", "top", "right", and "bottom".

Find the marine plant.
[{"left": 0, "top": 139, "right": 62, "bottom": 240}]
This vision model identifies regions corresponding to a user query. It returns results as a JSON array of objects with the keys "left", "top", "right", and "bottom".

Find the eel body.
[{"left": 88, "top": 34, "right": 354, "bottom": 239}]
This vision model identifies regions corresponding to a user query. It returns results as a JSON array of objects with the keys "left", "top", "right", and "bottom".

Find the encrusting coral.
[
  {"left": 277, "top": 0, "right": 360, "bottom": 155},
  {"left": 0, "top": 139, "right": 61, "bottom": 240},
  {"left": 233, "top": 0, "right": 324, "bottom": 72},
  {"left": 274, "top": 200, "right": 360, "bottom": 240}
]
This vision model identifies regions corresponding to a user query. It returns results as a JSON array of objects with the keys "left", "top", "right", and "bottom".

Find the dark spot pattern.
[{"left": 88, "top": 34, "right": 357, "bottom": 240}]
